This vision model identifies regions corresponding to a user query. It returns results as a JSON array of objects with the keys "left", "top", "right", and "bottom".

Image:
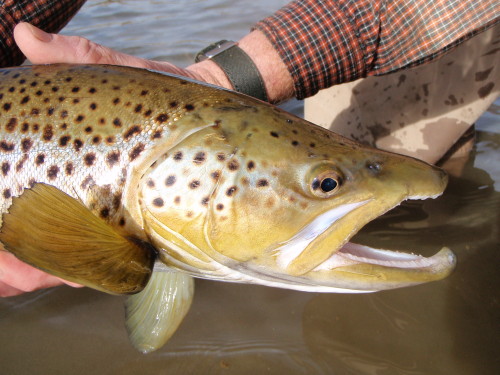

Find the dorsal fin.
[{"left": 0, "top": 183, "right": 154, "bottom": 294}]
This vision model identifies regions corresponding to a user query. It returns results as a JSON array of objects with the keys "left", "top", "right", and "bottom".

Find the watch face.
[{"left": 195, "top": 40, "right": 236, "bottom": 62}]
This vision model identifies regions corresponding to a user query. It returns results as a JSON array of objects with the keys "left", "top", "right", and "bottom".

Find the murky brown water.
[{"left": 0, "top": 1, "right": 498, "bottom": 374}]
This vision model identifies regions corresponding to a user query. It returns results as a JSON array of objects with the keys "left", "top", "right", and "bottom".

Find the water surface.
[{"left": 0, "top": 1, "right": 498, "bottom": 374}]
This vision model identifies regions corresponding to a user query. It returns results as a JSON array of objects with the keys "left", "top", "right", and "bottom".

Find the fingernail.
[{"left": 26, "top": 23, "right": 53, "bottom": 43}]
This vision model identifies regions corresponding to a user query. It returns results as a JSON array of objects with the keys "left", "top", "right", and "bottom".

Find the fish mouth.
[{"left": 268, "top": 195, "right": 456, "bottom": 292}]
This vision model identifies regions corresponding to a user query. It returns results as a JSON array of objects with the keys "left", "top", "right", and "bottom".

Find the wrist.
[{"left": 187, "top": 30, "right": 294, "bottom": 103}]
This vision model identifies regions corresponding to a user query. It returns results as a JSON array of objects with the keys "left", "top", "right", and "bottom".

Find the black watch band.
[{"left": 195, "top": 40, "right": 268, "bottom": 102}]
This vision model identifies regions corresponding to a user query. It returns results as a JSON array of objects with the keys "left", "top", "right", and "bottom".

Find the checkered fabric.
[
  {"left": 0, "top": 0, "right": 86, "bottom": 67},
  {"left": 255, "top": 0, "right": 500, "bottom": 99}
]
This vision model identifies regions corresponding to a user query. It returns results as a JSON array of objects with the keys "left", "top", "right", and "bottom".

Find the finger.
[
  {"left": 0, "top": 280, "right": 25, "bottom": 297},
  {"left": 0, "top": 251, "right": 66, "bottom": 293}
]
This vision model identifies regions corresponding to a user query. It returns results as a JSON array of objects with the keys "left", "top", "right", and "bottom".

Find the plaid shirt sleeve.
[
  {"left": 0, "top": 0, "right": 86, "bottom": 67},
  {"left": 255, "top": 0, "right": 500, "bottom": 99}
]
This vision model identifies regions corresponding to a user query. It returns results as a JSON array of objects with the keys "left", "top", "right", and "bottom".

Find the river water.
[{"left": 0, "top": 1, "right": 498, "bottom": 374}]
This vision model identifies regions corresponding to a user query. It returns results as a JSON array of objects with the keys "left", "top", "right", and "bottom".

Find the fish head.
[{"left": 138, "top": 100, "right": 455, "bottom": 292}]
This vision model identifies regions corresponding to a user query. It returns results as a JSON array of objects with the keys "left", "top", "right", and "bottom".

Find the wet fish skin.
[{"left": 0, "top": 64, "right": 454, "bottom": 294}]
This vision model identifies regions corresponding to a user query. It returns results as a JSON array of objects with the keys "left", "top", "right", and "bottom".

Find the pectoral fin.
[
  {"left": 0, "top": 183, "right": 154, "bottom": 294},
  {"left": 125, "top": 269, "right": 194, "bottom": 353}
]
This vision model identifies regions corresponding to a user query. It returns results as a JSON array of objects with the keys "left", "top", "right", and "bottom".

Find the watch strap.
[{"left": 195, "top": 40, "right": 268, "bottom": 102}]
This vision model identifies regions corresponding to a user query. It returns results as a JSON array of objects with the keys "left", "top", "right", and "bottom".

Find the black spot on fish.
[
  {"left": 226, "top": 186, "right": 238, "bottom": 197},
  {"left": 165, "top": 175, "right": 176, "bottom": 186},
  {"left": 81, "top": 175, "right": 95, "bottom": 190},
  {"left": 173, "top": 151, "right": 183, "bottom": 161},
  {"left": 89, "top": 87, "right": 97, "bottom": 94},
  {"left": 76, "top": 115, "right": 85, "bottom": 123},
  {"left": 291, "top": 140, "right": 299, "bottom": 146},
  {"left": 106, "top": 151, "right": 120, "bottom": 167},
  {"left": 3, "top": 189, "right": 11, "bottom": 199},
  {"left": 65, "top": 77, "right": 72, "bottom": 82},
  {"left": 201, "top": 197, "right": 209, "bottom": 206},
  {"left": 16, "top": 155, "right": 27, "bottom": 171},
  {"left": 113, "top": 118, "right": 122, "bottom": 127},
  {"left": 152, "top": 130, "right": 162, "bottom": 139},
  {"left": 169, "top": 101, "right": 178, "bottom": 108},
  {"left": 270, "top": 131, "right": 279, "bottom": 138},
  {"left": 140, "top": 90, "right": 149, "bottom": 96},
  {"left": 42, "top": 125, "right": 53, "bottom": 141},
  {"left": 73, "top": 99, "right": 80, "bottom": 104},
  {"left": 71, "top": 87, "right": 80, "bottom": 93},
  {"left": 105, "top": 136, "right": 115, "bottom": 144},
  {"left": 3, "top": 102, "right": 11, "bottom": 111},
  {"left": 1, "top": 162, "right": 10, "bottom": 175},
  {"left": 189, "top": 180, "right": 201, "bottom": 189},
  {"left": 228, "top": 159, "right": 239, "bottom": 171},
  {"left": 247, "top": 161, "right": 255, "bottom": 171},
  {"left": 90, "top": 103, "right": 97, "bottom": 110},
  {"left": 0, "top": 141, "right": 15, "bottom": 152},
  {"left": 134, "top": 104, "right": 143, "bottom": 113},
  {"left": 47, "top": 165, "right": 59, "bottom": 180},
  {"left": 35, "top": 90, "right": 43, "bottom": 96},
  {"left": 217, "top": 153, "right": 226, "bottom": 161},
  {"left": 47, "top": 107, "right": 55, "bottom": 116},
  {"left": 113, "top": 98, "right": 120, "bottom": 105},
  {"left": 309, "top": 143, "right": 316, "bottom": 148},
  {"left": 73, "top": 139, "right": 83, "bottom": 152},
  {"left": 184, "top": 104, "right": 195, "bottom": 111},
  {"left": 31, "top": 108, "right": 40, "bottom": 116},
  {"left": 216, "top": 203, "right": 224, "bottom": 211},
  {"left": 5, "top": 117, "right": 17, "bottom": 132},
  {"left": 92, "top": 136, "right": 101, "bottom": 145},
  {"left": 21, "top": 123, "right": 29, "bottom": 133},
  {"left": 123, "top": 125, "right": 141, "bottom": 140},
  {"left": 20, "top": 96, "right": 30, "bottom": 104},
  {"left": 61, "top": 110, "right": 68, "bottom": 119},
  {"left": 51, "top": 86, "right": 59, "bottom": 92},
  {"left": 84, "top": 153, "right": 96, "bottom": 166},
  {"left": 57, "top": 135, "right": 70, "bottom": 147},
  {"left": 84, "top": 126, "right": 93, "bottom": 133},
  {"left": 153, "top": 198, "right": 164, "bottom": 207},
  {"left": 156, "top": 114, "right": 168, "bottom": 123},
  {"left": 193, "top": 152, "right": 206, "bottom": 164},
  {"left": 211, "top": 170, "right": 221, "bottom": 181},
  {"left": 129, "top": 143, "right": 145, "bottom": 160},
  {"left": 257, "top": 179, "right": 269, "bottom": 187},
  {"left": 65, "top": 162, "right": 74, "bottom": 175},
  {"left": 21, "top": 138, "right": 33, "bottom": 152},
  {"left": 100, "top": 207, "right": 110, "bottom": 219}
]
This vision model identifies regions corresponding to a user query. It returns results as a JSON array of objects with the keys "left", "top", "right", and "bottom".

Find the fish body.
[{"left": 0, "top": 65, "right": 455, "bottom": 351}]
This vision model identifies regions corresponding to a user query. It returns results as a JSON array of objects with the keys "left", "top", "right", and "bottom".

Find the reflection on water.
[{"left": 0, "top": 1, "right": 498, "bottom": 374}]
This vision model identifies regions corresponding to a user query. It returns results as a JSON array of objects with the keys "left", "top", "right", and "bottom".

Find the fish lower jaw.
[{"left": 313, "top": 242, "right": 456, "bottom": 271}]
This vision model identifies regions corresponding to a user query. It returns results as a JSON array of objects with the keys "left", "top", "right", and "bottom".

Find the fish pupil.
[{"left": 320, "top": 178, "right": 337, "bottom": 192}]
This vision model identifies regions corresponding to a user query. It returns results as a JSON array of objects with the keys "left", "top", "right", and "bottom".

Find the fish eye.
[{"left": 309, "top": 168, "right": 343, "bottom": 198}]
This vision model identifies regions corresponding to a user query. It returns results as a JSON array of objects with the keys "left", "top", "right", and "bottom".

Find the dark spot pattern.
[
  {"left": 165, "top": 175, "right": 176, "bottom": 186},
  {"left": 100, "top": 208, "right": 110, "bottom": 219},
  {"left": 42, "top": 125, "right": 53, "bottom": 141},
  {"left": 73, "top": 139, "right": 83, "bottom": 152},
  {"left": 47, "top": 165, "right": 59, "bottom": 180},
  {"left": 21, "top": 138, "right": 33, "bottom": 152},
  {"left": 153, "top": 198, "right": 164, "bottom": 207},
  {"left": 226, "top": 186, "right": 238, "bottom": 197},
  {"left": 129, "top": 143, "right": 145, "bottom": 160},
  {"left": 6, "top": 118, "right": 17, "bottom": 132},
  {"left": 257, "top": 179, "right": 269, "bottom": 187},
  {"left": 65, "top": 162, "right": 74, "bottom": 175},
  {"left": 247, "top": 161, "right": 255, "bottom": 170},
  {"left": 84, "top": 153, "right": 96, "bottom": 166},
  {"left": 123, "top": 125, "right": 141, "bottom": 140},
  {"left": 189, "top": 180, "right": 201, "bottom": 189},
  {"left": 173, "top": 151, "right": 183, "bottom": 161},
  {"left": 0, "top": 141, "right": 15, "bottom": 152},
  {"left": 156, "top": 114, "right": 168, "bottom": 123},
  {"left": 228, "top": 159, "right": 239, "bottom": 171},
  {"left": 3, "top": 189, "right": 11, "bottom": 199},
  {"left": 193, "top": 152, "right": 206, "bottom": 164},
  {"left": 106, "top": 151, "right": 120, "bottom": 167},
  {"left": 2, "top": 162, "right": 10, "bottom": 175}
]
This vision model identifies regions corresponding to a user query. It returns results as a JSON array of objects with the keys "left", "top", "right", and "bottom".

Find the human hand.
[{"left": 13, "top": 22, "right": 233, "bottom": 89}]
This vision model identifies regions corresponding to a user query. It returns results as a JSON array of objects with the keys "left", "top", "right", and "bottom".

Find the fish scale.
[{"left": 0, "top": 64, "right": 224, "bottom": 229}]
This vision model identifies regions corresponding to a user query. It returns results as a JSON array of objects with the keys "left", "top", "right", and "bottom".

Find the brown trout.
[{"left": 0, "top": 64, "right": 455, "bottom": 352}]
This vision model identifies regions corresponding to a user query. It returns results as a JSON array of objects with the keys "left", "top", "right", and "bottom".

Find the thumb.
[{"left": 13, "top": 22, "right": 152, "bottom": 68}]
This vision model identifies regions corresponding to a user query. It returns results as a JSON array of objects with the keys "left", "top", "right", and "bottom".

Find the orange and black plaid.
[
  {"left": 0, "top": 0, "right": 86, "bottom": 67},
  {"left": 255, "top": 0, "right": 500, "bottom": 99}
]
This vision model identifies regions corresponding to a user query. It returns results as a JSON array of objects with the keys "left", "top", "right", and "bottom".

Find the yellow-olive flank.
[{"left": 0, "top": 65, "right": 455, "bottom": 352}]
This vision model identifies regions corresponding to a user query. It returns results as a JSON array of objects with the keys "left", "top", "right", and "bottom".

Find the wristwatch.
[{"left": 195, "top": 40, "right": 268, "bottom": 102}]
